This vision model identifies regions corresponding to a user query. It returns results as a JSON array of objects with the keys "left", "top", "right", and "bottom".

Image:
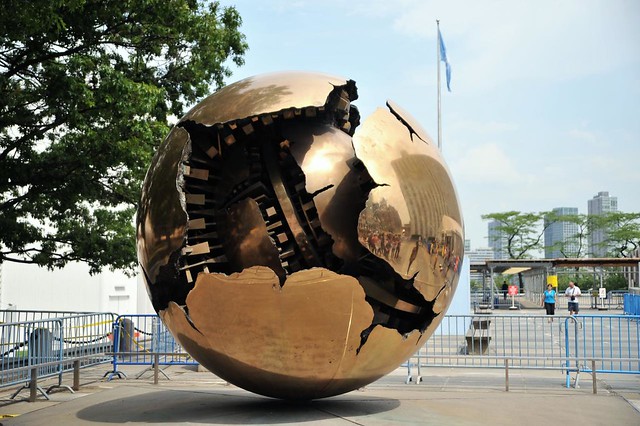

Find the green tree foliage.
[
  {"left": 557, "top": 271, "right": 628, "bottom": 291},
  {"left": 482, "top": 211, "right": 550, "bottom": 259},
  {"left": 0, "top": 0, "right": 247, "bottom": 273},
  {"left": 605, "top": 273, "right": 628, "bottom": 291},
  {"left": 544, "top": 211, "right": 590, "bottom": 258},
  {"left": 593, "top": 212, "right": 640, "bottom": 258}
]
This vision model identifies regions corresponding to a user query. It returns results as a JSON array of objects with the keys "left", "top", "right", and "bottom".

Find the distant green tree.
[
  {"left": 557, "top": 273, "right": 596, "bottom": 292},
  {"left": 605, "top": 273, "right": 628, "bottom": 291},
  {"left": 469, "top": 279, "right": 483, "bottom": 291},
  {"left": 482, "top": 211, "right": 550, "bottom": 259},
  {"left": 544, "top": 212, "right": 590, "bottom": 258},
  {"left": 0, "top": 0, "right": 247, "bottom": 273},
  {"left": 594, "top": 212, "right": 640, "bottom": 258}
]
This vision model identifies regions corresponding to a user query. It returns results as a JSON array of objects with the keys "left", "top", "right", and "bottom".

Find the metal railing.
[
  {"left": 527, "top": 292, "right": 625, "bottom": 310},
  {"left": 106, "top": 314, "right": 197, "bottom": 380},
  {"left": 2, "top": 354, "right": 108, "bottom": 402},
  {"left": 0, "top": 310, "right": 98, "bottom": 323},
  {"left": 407, "top": 314, "right": 639, "bottom": 388},
  {"left": 624, "top": 293, "right": 640, "bottom": 315},
  {"left": 1, "top": 318, "right": 63, "bottom": 393},
  {"left": 1, "top": 312, "right": 116, "bottom": 396}
]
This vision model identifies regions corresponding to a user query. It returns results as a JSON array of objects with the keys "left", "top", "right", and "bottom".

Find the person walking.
[
  {"left": 565, "top": 281, "right": 581, "bottom": 315},
  {"left": 543, "top": 284, "right": 556, "bottom": 322}
]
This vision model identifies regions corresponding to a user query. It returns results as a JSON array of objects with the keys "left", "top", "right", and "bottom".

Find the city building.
[
  {"left": 544, "top": 207, "right": 580, "bottom": 258},
  {"left": 588, "top": 191, "right": 618, "bottom": 257},
  {"left": 488, "top": 220, "right": 508, "bottom": 259},
  {"left": 466, "top": 247, "right": 495, "bottom": 283}
]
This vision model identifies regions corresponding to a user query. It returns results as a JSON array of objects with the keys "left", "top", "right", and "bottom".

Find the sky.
[{"left": 220, "top": 0, "right": 640, "bottom": 250}]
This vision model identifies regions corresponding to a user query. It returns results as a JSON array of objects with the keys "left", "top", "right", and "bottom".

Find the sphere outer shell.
[
  {"left": 182, "top": 71, "right": 350, "bottom": 126},
  {"left": 136, "top": 126, "right": 190, "bottom": 286},
  {"left": 352, "top": 106, "right": 464, "bottom": 312},
  {"left": 137, "top": 71, "right": 464, "bottom": 400}
]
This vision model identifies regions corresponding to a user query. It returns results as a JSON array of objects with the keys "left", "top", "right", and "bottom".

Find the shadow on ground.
[{"left": 76, "top": 389, "right": 400, "bottom": 424}]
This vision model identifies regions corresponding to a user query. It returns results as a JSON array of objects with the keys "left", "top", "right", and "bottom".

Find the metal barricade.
[
  {"left": 46, "top": 313, "right": 115, "bottom": 392},
  {"left": 569, "top": 315, "right": 640, "bottom": 374},
  {"left": 412, "top": 314, "right": 571, "bottom": 369},
  {"left": 407, "top": 313, "right": 640, "bottom": 387},
  {"left": 107, "top": 314, "right": 197, "bottom": 380},
  {"left": 0, "top": 318, "right": 64, "bottom": 398},
  {"left": 0, "top": 310, "right": 96, "bottom": 324},
  {"left": 624, "top": 293, "right": 640, "bottom": 315},
  {"left": 526, "top": 293, "right": 594, "bottom": 310}
]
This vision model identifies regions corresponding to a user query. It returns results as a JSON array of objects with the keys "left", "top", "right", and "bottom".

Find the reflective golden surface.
[{"left": 137, "top": 71, "right": 464, "bottom": 400}]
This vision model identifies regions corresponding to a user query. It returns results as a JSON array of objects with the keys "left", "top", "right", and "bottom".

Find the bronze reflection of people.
[{"left": 406, "top": 240, "right": 420, "bottom": 274}]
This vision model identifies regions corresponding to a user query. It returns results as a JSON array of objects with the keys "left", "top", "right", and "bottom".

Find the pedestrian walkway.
[{"left": 1, "top": 364, "right": 638, "bottom": 425}]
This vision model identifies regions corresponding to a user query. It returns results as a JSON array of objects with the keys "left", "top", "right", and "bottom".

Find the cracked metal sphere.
[{"left": 137, "top": 71, "right": 464, "bottom": 400}]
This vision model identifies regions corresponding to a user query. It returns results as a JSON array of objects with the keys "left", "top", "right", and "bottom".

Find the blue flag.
[{"left": 438, "top": 28, "right": 452, "bottom": 92}]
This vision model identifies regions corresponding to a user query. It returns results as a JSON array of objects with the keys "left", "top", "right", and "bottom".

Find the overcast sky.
[{"left": 222, "top": 0, "right": 640, "bottom": 250}]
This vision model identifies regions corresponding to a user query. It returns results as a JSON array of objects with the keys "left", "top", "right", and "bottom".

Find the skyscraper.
[
  {"left": 544, "top": 207, "right": 579, "bottom": 258},
  {"left": 588, "top": 191, "right": 618, "bottom": 257},
  {"left": 488, "top": 220, "right": 508, "bottom": 259}
]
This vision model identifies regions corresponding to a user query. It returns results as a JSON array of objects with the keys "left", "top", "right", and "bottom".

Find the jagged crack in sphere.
[{"left": 136, "top": 71, "right": 464, "bottom": 400}]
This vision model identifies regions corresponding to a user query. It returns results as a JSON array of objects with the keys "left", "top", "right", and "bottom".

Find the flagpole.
[{"left": 437, "top": 20, "right": 442, "bottom": 151}]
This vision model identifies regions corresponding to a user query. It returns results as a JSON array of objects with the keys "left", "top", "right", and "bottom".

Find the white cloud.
[
  {"left": 450, "top": 142, "right": 523, "bottom": 184},
  {"left": 453, "top": 119, "right": 519, "bottom": 134},
  {"left": 567, "top": 129, "right": 598, "bottom": 144}
]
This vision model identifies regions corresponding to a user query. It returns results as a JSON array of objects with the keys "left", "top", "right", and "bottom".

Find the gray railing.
[
  {"left": 1, "top": 312, "right": 115, "bottom": 397},
  {"left": 407, "top": 314, "right": 640, "bottom": 388}
]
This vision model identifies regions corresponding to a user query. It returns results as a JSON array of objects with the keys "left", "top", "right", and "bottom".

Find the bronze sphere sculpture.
[{"left": 136, "top": 71, "right": 464, "bottom": 400}]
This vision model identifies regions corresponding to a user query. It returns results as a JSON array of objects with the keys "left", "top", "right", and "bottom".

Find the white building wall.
[{"left": 0, "top": 261, "right": 141, "bottom": 314}]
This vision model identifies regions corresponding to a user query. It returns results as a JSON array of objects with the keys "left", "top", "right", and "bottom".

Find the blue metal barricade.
[
  {"left": 623, "top": 293, "right": 640, "bottom": 315},
  {"left": 408, "top": 313, "right": 640, "bottom": 387},
  {"left": 566, "top": 314, "right": 640, "bottom": 375},
  {"left": 0, "top": 319, "right": 64, "bottom": 392},
  {"left": 47, "top": 313, "right": 116, "bottom": 391},
  {"left": 107, "top": 314, "right": 197, "bottom": 379},
  {"left": 414, "top": 314, "right": 571, "bottom": 369},
  {"left": 1, "top": 313, "right": 116, "bottom": 396}
]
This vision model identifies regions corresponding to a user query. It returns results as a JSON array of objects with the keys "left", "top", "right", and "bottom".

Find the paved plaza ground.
[{"left": 0, "top": 360, "right": 638, "bottom": 426}]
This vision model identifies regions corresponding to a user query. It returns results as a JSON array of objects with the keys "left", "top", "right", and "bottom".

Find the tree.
[
  {"left": 482, "top": 211, "right": 550, "bottom": 259},
  {"left": 596, "top": 212, "right": 640, "bottom": 258},
  {"left": 0, "top": 0, "right": 247, "bottom": 273},
  {"left": 544, "top": 212, "right": 590, "bottom": 258}
]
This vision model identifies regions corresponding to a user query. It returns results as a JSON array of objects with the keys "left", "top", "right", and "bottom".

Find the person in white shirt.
[{"left": 565, "top": 281, "right": 581, "bottom": 315}]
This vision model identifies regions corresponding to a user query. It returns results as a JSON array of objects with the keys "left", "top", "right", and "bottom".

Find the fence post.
[
  {"left": 154, "top": 353, "right": 159, "bottom": 385},
  {"left": 73, "top": 360, "right": 81, "bottom": 391},
  {"left": 504, "top": 358, "right": 509, "bottom": 392},
  {"left": 591, "top": 359, "right": 597, "bottom": 394},
  {"left": 29, "top": 366, "right": 37, "bottom": 402}
]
